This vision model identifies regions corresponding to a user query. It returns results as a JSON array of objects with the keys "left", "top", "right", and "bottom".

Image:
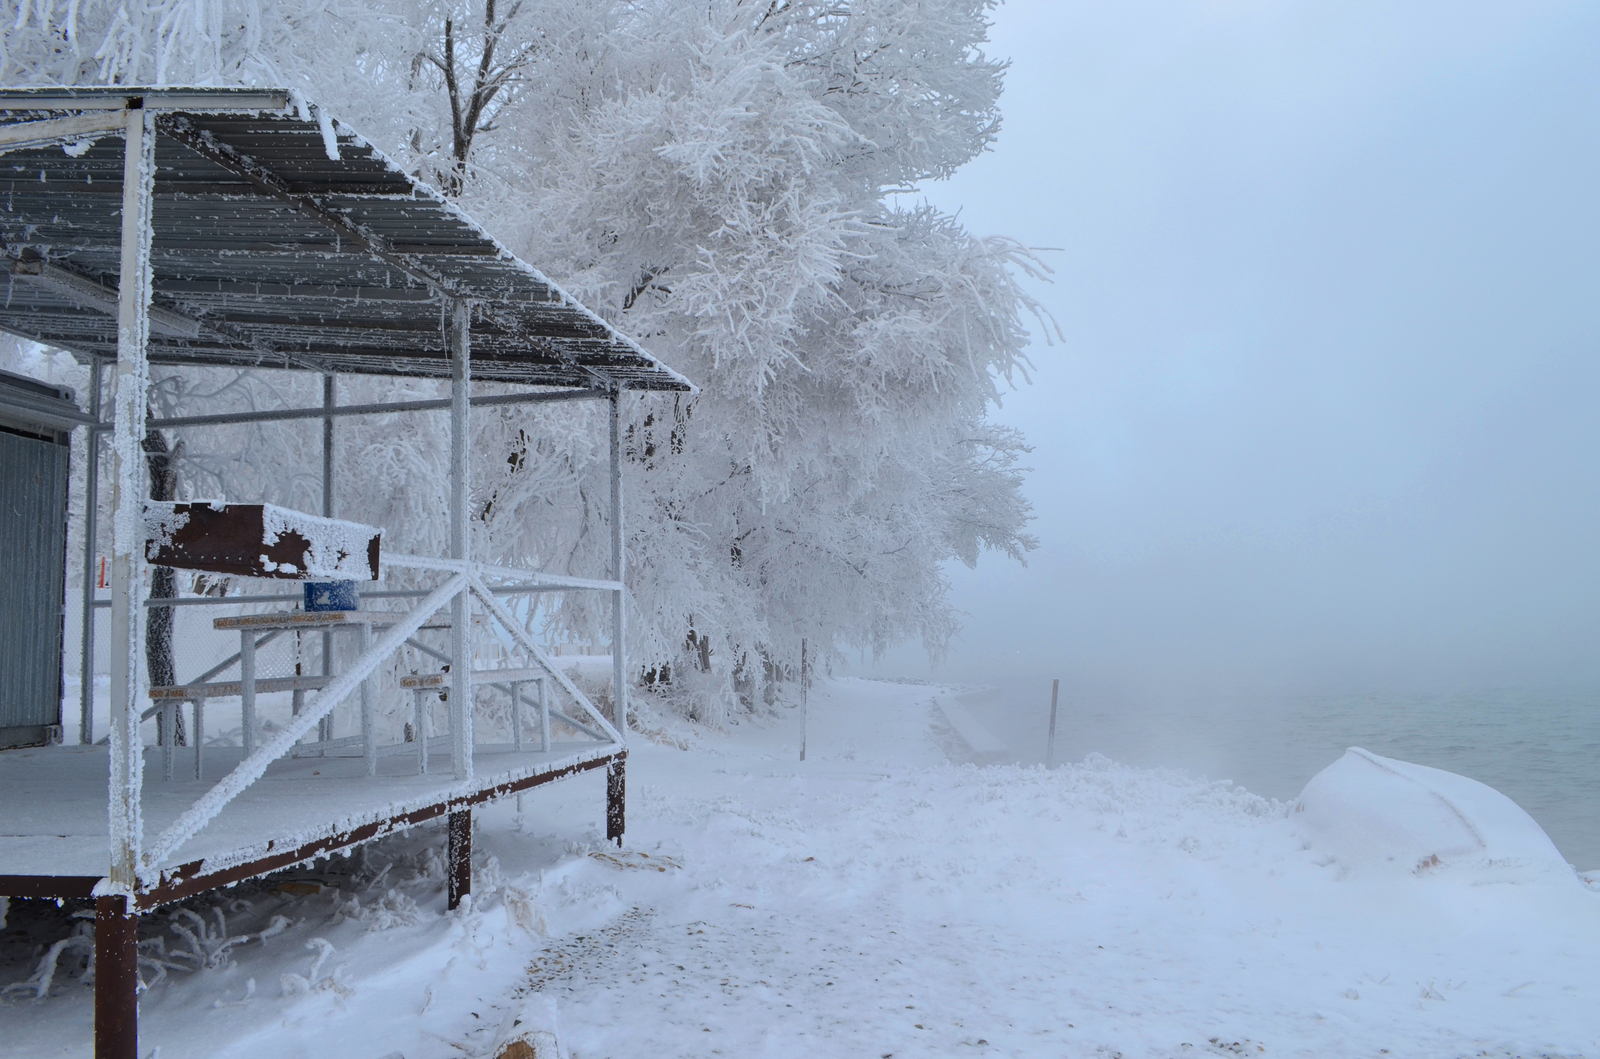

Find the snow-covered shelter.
[{"left": 0, "top": 87, "right": 691, "bottom": 1058}]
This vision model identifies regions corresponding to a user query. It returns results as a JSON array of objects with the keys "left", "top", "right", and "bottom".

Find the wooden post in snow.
[
  {"left": 1045, "top": 678, "right": 1061, "bottom": 769},
  {"left": 447, "top": 808, "right": 472, "bottom": 910},
  {"left": 606, "top": 754, "right": 626, "bottom": 846},
  {"left": 800, "top": 639, "right": 808, "bottom": 762}
]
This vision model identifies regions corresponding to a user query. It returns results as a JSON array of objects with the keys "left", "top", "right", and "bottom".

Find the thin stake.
[
  {"left": 1045, "top": 678, "right": 1060, "bottom": 769},
  {"left": 799, "top": 638, "right": 808, "bottom": 762}
]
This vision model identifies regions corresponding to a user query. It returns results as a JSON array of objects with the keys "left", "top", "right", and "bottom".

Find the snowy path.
[
  {"left": 3, "top": 678, "right": 1597, "bottom": 1058},
  {"left": 549, "top": 680, "right": 1599, "bottom": 1058}
]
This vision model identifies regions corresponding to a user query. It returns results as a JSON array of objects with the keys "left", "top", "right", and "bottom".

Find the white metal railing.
[
  {"left": 382, "top": 551, "right": 623, "bottom": 594},
  {"left": 135, "top": 564, "right": 623, "bottom": 880}
]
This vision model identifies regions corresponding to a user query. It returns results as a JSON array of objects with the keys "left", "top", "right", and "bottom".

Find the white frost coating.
[
  {"left": 286, "top": 87, "right": 314, "bottom": 123},
  {"left": 142, "top": 574, "right": 467, "bottom": 876},
  {"left": 142, "top": 501, "right": 191, "bottom": 559},
  {"left": 140, "top": 501, "right": 380, "bottom": 578},
  {"left": 258, "top": 109, "right": 692, "bottom": 389},
  {"left": 5, "top": 4, "right": 1044, "bottom": 723},
  {"left": 384, "top": 552, "right": 621, "bottom": 593},
  {"left": 260, "top": 504, "right": 380, "bottom": 579},
  {"left": 330, "top": 119, "right": 370, "bottom": 151},
  {"left": 310, "top": 103, "right": 341, "bottom": 162},
  {"left": 1294, "top": 748, "right": 1576, "bottom": 883},
  {"left": 105, "top": 107, "right": 158, "bottom": 894}
]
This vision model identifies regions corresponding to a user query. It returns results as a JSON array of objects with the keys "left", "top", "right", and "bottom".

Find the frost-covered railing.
[{"left": 135, "top": 557, "right": 624, "bottom": 881}]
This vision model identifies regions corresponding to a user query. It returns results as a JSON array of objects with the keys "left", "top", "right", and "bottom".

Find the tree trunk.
[{"left": 143, "top": 426, "right": 181, "bottom": 744}]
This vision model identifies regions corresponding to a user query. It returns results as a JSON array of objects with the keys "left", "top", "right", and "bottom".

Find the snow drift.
[{"left": 1293, "top": 747, "right": 1575, "bottom": 883}]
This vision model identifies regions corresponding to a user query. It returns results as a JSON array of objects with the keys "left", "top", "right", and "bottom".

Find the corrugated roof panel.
[{"left": 0, "top": 89, "right": 692, "bottom": 391}]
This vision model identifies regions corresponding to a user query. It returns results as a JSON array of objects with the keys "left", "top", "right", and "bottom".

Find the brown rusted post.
[
  {"left": 606, "top": 754, "right": 626, "bottom": 847},
  {"left": 447, "top": 808, "right": 472, "bottom": 909},
  {"left": 94, "top": 894, "right": 138, "bottom": 1059}
]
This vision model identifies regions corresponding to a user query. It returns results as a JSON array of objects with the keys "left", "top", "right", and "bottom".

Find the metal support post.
[
  {"left": 609, "top": 391, "right": 626, "bottom": 738},
  {"left": 192, "top": 698, "right": 204, "bottom": 780},
  {"left": 239, "top": 629, "right": 256, "bottom": 759},
  {"left": 79, "top": 357, "right": 103, "bottom": 744},
  {"left": 447, "top": 808, "right": 471, "bottom": 909},
  {"left": 360, "top": 620, "right": 376, "bottom": 776},
  {"left": 160, "top": 703, "right": 175, "bottom": 781},
  {"left": 94, "top": 894, "right": 138, "bottom": 1059},
  {"left": 448, "top": 301, "right": 474, "bottom": 780},
  {"left": 320, "top": 374, "right": 334, "bottom": 744},
  {"left": 538, "top": 676, "right": 550, "bottom": 753},
  {"left": 511, "top": 681, "right": 524, "bottom": 752},
  {"left": 321, "top": 374, "right": 334, "bottom": 518},
  {"left": 606, "top": 754, "right": 626, "bottom": 846},
  {"left": 414, "top": 689, "right": 428, "bottom": 774},
  {"left": 107, "top": 106, "right": 156, "bottom": 897}
]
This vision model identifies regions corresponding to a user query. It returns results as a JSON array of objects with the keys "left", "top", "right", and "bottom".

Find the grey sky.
[{"left": 878, "top": 0, "right": 1600, "bottom": 695}]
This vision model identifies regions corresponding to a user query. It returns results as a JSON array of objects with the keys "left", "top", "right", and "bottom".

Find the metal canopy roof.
[{"left": 0, "top": 87, "right": 691, "bottom": 390}]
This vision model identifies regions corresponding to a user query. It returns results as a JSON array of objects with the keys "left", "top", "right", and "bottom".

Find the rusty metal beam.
[
  {"left": 137, "top": 751, "right": 620, "bottom": 908},
  {"left": 0, "top": 874, "right": 99, "bottom": 899}
]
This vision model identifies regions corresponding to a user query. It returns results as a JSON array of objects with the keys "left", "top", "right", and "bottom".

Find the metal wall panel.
[{"left": 0, "top": 427, "right": 69, "bottom": 746}]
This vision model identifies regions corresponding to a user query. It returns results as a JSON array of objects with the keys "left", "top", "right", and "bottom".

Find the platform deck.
[{"left": 0, "top": 740, "right": 618, "bottom": 904}]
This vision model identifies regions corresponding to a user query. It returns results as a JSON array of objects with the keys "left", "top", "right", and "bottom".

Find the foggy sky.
[{"left": 878, "top": 0, "right": 1600, "bottom": 695}]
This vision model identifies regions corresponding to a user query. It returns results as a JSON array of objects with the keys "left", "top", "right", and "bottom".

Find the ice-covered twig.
[
  {"left": 257, "top": 915, "right": 290, "bottom": 945},
  {"left": 305, "top": 937, "right": 335, "bottom": 982},
  {"left": 3, "top": 935, "right": 92, "bottom": 999},
  {"left": 166, "top": 906, "right": 252, "bottom": 969},
  {"left": 280, "top": 937, "right": 352, "bottom": 998}
]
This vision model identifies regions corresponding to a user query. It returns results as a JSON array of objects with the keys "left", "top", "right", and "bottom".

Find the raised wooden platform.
[{"left": 0, "top": 740, "right": 623, "bottom": 909}]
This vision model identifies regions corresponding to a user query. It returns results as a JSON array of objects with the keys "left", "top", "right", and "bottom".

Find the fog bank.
[{"left": 877, "top": 0, "right": 1600, "bottom": 697}]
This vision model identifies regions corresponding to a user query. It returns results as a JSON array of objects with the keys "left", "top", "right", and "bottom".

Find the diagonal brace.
[
  {"left": 141, "top": 573, "right": 467, "bottom": 876},
  {"left": 467, "top": 574, "right": 623, "bottom": 744}
]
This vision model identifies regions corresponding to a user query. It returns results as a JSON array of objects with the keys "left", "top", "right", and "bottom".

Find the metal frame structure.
[{"left": 0, "top": 87, "right": 692, "bottom": 1059}]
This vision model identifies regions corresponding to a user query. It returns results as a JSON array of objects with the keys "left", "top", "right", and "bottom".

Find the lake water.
[{"left": 956, "top": 682, "right": 1600, "bottom": 871}]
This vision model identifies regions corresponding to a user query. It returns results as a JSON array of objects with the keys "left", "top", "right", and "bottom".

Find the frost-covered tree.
[{"left": 2, "top": 0, "right": 1048, "bottom": 722}]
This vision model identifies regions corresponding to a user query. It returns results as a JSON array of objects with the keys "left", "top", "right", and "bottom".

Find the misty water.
[{"left": 959, "top": 683, "right": 1600, "bottom": 871}]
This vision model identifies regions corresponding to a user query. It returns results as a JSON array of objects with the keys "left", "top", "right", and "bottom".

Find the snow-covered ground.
[{"left": 4, "top": 678, "right": 1597, "bottom": 1058}]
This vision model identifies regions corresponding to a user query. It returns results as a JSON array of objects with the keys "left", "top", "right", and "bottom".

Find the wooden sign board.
[{"left": 144, "top": 502, "right": 381, "bottom": 581}]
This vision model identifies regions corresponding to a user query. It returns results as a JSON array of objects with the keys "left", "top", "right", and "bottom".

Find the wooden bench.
[
  {"left": 150, "top": 674, "right": 333, "bottom": 699},
  {"left": 209, "top": 610, "right": 379, "bottom": 768},
  {"left": 147, "top": 673, "right": 337, "bottom": 782},
  {"left": 211, "top": 610, "right": 367, "bottom": 630},
  {"left": 400, "top": 668, "right": 556, "bottom": 773}
]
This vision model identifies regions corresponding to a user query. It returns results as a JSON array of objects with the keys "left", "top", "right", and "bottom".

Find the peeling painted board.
[{"left": 144, "top": 503, "right": 380, "bottom": 580}]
